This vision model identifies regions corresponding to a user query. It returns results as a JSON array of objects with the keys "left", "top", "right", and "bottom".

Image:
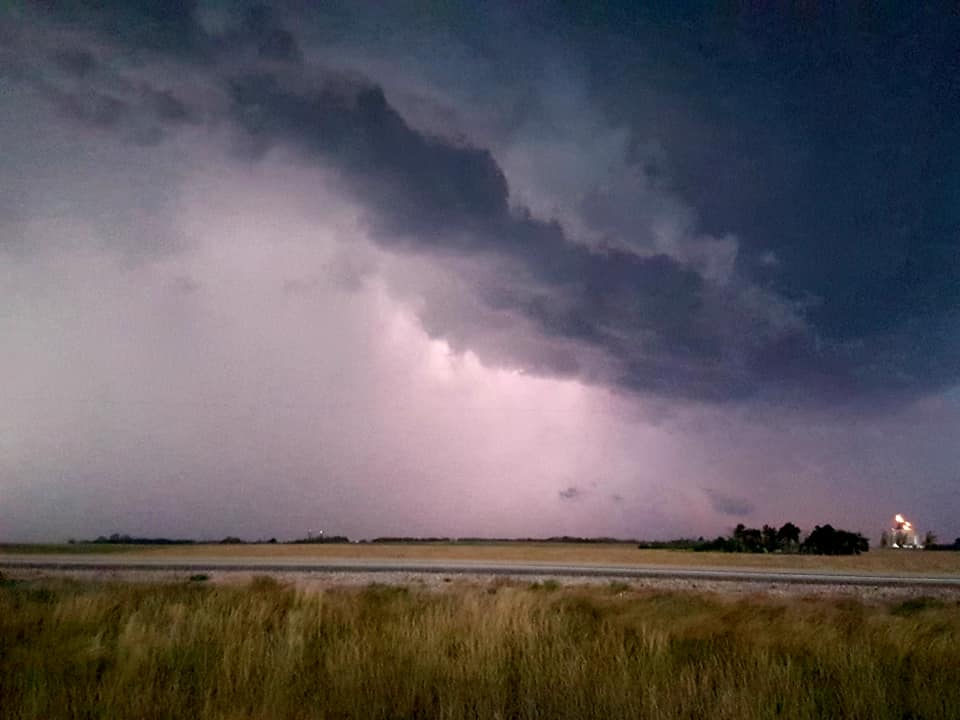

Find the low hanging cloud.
[
  {"left": 703, "top": 489, "right": 755, "bottom": 519},
  {"left": 558, "top": 486, "right": 581, "bottom": 501}
]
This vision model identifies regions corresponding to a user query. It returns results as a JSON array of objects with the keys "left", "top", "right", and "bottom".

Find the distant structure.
[{"left": 889, "top": 514, "right": 922, "bottom": 549}]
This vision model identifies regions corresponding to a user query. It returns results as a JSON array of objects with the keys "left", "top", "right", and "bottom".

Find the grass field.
[
  {"left": 38, "top": 542, "right": 960, "bottom": 575},
  {"left": 1, "top": 575, "right": 958, "bottom": 719}
]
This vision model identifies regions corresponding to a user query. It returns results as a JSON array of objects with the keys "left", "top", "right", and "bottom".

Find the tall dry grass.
[{"left": 1, "top": 576, "right": 958, "bottom": 719}]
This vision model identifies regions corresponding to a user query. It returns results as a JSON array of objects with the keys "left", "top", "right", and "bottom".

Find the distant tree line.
[
  {"left": 91, "top": 534, "right": 195, "bottom": 545},
  {"left": 81, "top": 534, "right": 640, "bottom": 546},
  {"left": 367, "top": 536, "right": 638, "bottom": 544},
  {"left": 691, "top": 522, "right": 869, "bottom": 555},
  {"left": 217, "top": 535, "right": 350, "bottom": 545},
  {"left": 369, "top": 537, "right": 454, "bottom": 543},
  {"left": 454, "top": 536, "right": 633, "bottom": 544},
  {"left": 635, "top": 538, "right": 707, "bottom": 550},
  {"left": 924, "top": 537, "right": 960, "bottom": 552},
  {"left": 86, "top": 534, "right": 341, "bottom": 545},
  {"left": 288, "top": 535, "right": 351, "bottom": 544}
]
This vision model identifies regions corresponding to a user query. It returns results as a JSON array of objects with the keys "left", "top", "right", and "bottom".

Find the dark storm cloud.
[
  {"left": 144, "top": 87, "right": 192, "bottom": 123},
  {"left": 229, "top": 74, "right": 510, "bottom": 241},
  {"left": 52, "top": 87, "right": 129, "bottom": 129},
  {"left": 552, "top": 2, "right": 960, "bottom": 400},
  {"left": 53, "top": 48, "right": 97, "bottom": 77},
  {"left": 234, "top": 4, "right": 302, "bottom": 64},
  {"left": 223, "top": 69, "right": 821, "bottom": 401},
  {"left": 29, "top": 1, "right": 303, "bottom": 64},
  {"left": 8, "top": 0, "right": 960, "bottom": 406},
  {"left": 43, "top": 0, "right": 205, "bottom": 54},
  {"left": 41, "top": 81, "right": 193, "bottom": 145}
]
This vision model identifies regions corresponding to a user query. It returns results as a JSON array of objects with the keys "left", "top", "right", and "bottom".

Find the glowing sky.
[{"left": 1, "top": 2, "right": 958, "bottom": 542}]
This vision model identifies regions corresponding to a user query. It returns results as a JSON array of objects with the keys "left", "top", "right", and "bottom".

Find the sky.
[{"left": 1, "top": 1, "right": 958, "bottom": 543}]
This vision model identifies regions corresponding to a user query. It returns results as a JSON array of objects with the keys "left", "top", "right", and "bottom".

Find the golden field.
[{"left": 99, "top": 542, "right": 960, "bottom": 575}]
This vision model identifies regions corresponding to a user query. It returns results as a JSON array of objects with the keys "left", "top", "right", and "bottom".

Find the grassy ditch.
[{"left": 1, "top": 576, "right": 958, "bottom": 719}]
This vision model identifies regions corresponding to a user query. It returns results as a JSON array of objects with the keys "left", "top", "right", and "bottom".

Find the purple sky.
[{"left": 1, "top": 2, "right": 958, "bottom": 543}]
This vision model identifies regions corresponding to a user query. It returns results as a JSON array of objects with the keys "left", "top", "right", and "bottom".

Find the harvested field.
[{"left": 86, "top": 542, "right": 960, "bottom": 575}]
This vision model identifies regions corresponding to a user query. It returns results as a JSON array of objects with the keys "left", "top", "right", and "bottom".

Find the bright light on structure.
[{"left": 890, "top": 513, "right": 921, "bottom": 549}]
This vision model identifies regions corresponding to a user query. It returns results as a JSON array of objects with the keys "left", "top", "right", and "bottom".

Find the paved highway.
[{"left": 3, "top": 554, "right": 960, "bottom": 588}]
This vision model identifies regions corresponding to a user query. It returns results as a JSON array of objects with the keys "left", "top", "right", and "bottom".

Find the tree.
[
  {"left": 777, "top": 522, "right": 801, "bottom": 551},
  {"left": 923, "top": 530, "right": 937, "bottom": 548},
  {"left": 802, "top": 525, "right": 869, "bottom": 555},
  {"left": 733, "top": 524, "right": 764, "bottom": 553},
  {"left": 762, "top": 524, "right": 779, "bottom": 553}
]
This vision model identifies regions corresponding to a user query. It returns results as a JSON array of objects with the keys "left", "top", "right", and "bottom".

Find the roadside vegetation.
[{"left": 1, "top": 576, "right": 958, "bottom": 719}]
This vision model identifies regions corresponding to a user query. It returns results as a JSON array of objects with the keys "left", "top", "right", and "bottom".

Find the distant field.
[
  {"left": 4, "top": 542, "right": 960, "bottom": 575},
  {"left": 99, "top": 542, "right": 960, "bottom": 575},
  {"left": 1, "top": 576, "right": 958, "bottom": 719},
  {"left": 0, "top": 543, "right": 142, "bottom": 555}
]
